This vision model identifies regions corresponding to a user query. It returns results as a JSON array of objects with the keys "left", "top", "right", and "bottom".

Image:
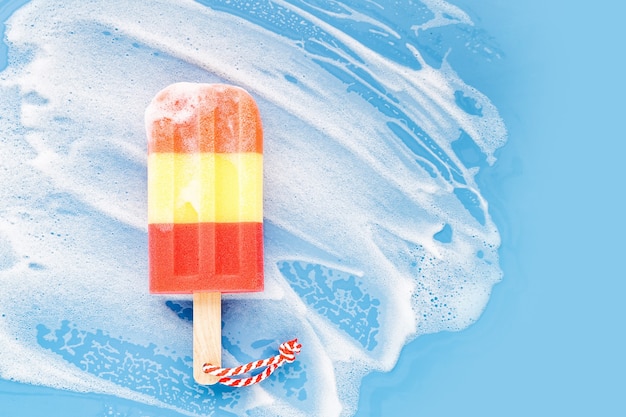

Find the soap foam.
[{"left": 0, "top": 0, "right": 506, "bottom": 416}]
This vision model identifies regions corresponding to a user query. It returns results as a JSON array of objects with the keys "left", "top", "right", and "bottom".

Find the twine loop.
[{"left": 202, "top": 339, "right": 302, "bottom": 387}]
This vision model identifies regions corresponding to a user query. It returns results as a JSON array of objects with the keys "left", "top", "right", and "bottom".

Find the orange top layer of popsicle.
[{"left": 147, "top": 83, "right": 263, "bottom": 154}]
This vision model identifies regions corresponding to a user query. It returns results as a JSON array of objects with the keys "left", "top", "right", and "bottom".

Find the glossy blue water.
[{"left": 2, "top": 0, "right": 624, "bottom": 416}]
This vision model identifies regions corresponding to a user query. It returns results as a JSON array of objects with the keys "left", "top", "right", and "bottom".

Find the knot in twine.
[{"left": 202, "top": 339, "right": 302, "bottom": 387}]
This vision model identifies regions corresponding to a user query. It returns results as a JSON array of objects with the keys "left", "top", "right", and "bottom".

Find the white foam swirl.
[{"left": 0, "top": 0, "right": 506, "bottom": 415}]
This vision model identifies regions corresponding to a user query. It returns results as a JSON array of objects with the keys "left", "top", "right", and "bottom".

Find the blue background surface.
[
  {"left": 357, "top": 0, "right": 626, "bottom": 415},
  {"left": 1, "top": 0, "right": 625, "bottom": 415}
]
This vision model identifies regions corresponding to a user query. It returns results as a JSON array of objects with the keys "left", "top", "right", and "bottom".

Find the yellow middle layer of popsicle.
[{"left": 148, "top": 152, "right": 263, "bottom": 224}]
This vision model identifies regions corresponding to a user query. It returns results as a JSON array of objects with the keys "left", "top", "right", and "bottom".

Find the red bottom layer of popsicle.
[{"left": 149, "top": 222, "right": 264, "bottom": 293}]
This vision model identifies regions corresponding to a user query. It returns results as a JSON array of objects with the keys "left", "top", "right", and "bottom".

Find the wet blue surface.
[
  {"left": 2, "top": 0, "right": 625, "bottom": 416},
  {"left": 279, "top": 260, "right": 381, "bottom": 351},
  {"left": 355, "top": 0, "right": 626, "bottom": 415}
]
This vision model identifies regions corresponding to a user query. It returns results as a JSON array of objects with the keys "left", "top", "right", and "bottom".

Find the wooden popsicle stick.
[{"left": 193, "top": 291, "right": 222, "bottom": 385}]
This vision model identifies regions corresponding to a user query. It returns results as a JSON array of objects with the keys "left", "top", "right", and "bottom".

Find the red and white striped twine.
[{"left": 202, "top": 339, "right": 302, "bottom": 387}]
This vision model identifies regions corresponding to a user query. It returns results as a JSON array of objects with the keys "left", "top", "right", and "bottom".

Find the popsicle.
[{"left": 146, "top": 82, "right": 264, "bottom": 385}]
